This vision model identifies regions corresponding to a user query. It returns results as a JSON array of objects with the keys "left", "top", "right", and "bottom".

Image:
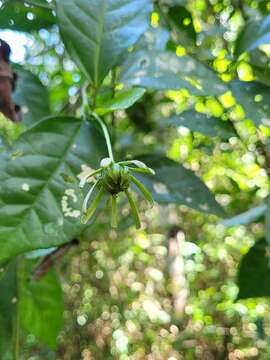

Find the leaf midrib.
[{"left": 94, "top": 0, "right": 107, "bottom": 86}]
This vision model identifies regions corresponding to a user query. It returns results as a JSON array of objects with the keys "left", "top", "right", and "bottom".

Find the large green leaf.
[
  {"left": 120, "top": 50, "right": 227, "bottom": 96},
  {"left": 95, "top": 87, "right": 145, "bottom": 115},
  {"left": 20, "top": 269, "right": 64, "bottom": 348},
  {"left": 56, "top": 0, "right": 153, "bottom": 86},
  {"left": 0, "top": 0, "right": 55, "bottom": 32},
  {"left": 237, "top": 238, "right": 270, "bottom": 299},
  {"left": 13, "top": 67, "right": 51, "bottom": 126},
  {"left": 0, "top": 116, "right": 105, "bottom": 263},
  {"left": 221, "top": 204, "right": 266, "bottom": 227},
  {"left": 136, "top": 27, "right": 170, "bottom": 51},
  {"left": 235, "top": 15, "right": 270, "bottom": 57},
  {"left": 136, "top": 155, "right": 225, "bottom": 216},
  {"left": 230, "top": 81, "right": 270, "bottom": 127},
  {"left": 0, "top": 261, "right": 17, "bottom": 360},
  {"left": 164, "top": 110, "right": 236, "bottom": 140}
]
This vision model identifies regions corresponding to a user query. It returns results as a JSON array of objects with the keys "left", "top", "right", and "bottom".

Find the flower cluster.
[{"left": 80, "top": 158, "right": 155, "bottom": 228}]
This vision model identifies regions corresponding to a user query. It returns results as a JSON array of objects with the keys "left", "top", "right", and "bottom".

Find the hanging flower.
[{"left": 80, "top": 157, "right": 155, "bottom": 228}]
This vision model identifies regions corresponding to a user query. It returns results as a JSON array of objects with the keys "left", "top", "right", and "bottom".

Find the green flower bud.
[{"left": 101, "top": 164, "right": 130, "bottom": 195}]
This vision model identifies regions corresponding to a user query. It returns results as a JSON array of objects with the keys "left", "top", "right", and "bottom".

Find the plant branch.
[
  {"left": 32, "top": 239, "right": 79, "bottom": 280},
  {"left": 91, "top": 112, "right": 115, "bottom": 162},
  {"left": 238, "top": 0, "right": 248, "bottom": 21}
]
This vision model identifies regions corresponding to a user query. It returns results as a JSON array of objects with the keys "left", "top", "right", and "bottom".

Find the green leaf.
[
  {"left": 168, "top": 5, "right": 196, "bottom": 46},
  {"left": 235, "top": 15, "right": 270, "bottom": 57},
  {"left": 56, "top": 0, "right": 153, "bottom": 86},
  {"left": 0, "top": 0, "right": 55, "bottom": 32},
  {"left": 20, "top": 269, "right": 64, "bottom": 348},
  {"left": 136, "top": 155, "right": 225, "bottom": 217},
  {"left": 0, "top": 113, "right": 24, "bottom": 146},
  {"left": 221, "top": 204, "right": 267, "bottom": 227},
  {"left": 164, "top": 110, "right": 236, "bottom": 140},
  {"left": 249, "top": 50, "right": 270, "bottom": 87},
  {"left": 237, "top": 238, "right": 270, "bottom": 299},
  {"left": 0, "top": 116, "right": 105, "bottom": 263},
  {"left": 13, "top": 67, "right": 51, "bottom": 126},
  {"left": 120, "top": 50, "right": 227, "bottom": 96},
  {"left": 136, "top": 27, "right": 170, "bottom": 51},
  {"left": 95, "top": 87, "right": 145, "bottom": 115},
  {"left": 0, "top": 261, "right": 17, "bottom": 360},
  {"left": 230, "top": 81, "right": 270, "bottom": 127}
]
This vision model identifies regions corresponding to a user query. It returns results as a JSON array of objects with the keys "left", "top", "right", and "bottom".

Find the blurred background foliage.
[{"left": 1, "top": 0, "right": 270, "bottom": 358}]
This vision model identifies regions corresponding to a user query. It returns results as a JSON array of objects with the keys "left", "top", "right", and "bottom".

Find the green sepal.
[
  {"left": 130, "top": 174, "right": 154, "bottom": 207},
  {"left": 81, "top": 187, "right": 105, "bottom": 224},
  {"left": 125, "top": 190, "right": 141, "bottom": 229},
  {"left": 110, "top": 195, "right": 118, "bottom": 228},
  {"left": 129, "top": 167, "right": 155, "bottom": 175}
]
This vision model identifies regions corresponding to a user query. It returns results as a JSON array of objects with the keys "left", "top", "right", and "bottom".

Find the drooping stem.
[
  {"left": 81, "top": 82, "right": 91, "bottom": 122},
  {"left": 81, "top": 83, "right": 115, "bottom": 162},
  {"left": 13, "top": 258, "right": 21, "bottom": 360},
  {"left": 91, "top": 112, "right": 115, "bottom": 162}
]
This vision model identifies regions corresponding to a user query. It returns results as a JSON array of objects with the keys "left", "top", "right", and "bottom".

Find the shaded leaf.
[
  {"left": 168, "top": 5, "right": 196, "bottom": 46},
  {"left": 20, "top": 269, "right": 64, "bottom": 348},
  {"left": 235, "top": 15, "right": 270, "bottom": 57},
  {"left": 221, "top": 204, "right": 266, "bottom": 227},
  {"left": 136, "top": 155, "right": 225, "bottom": 216},
  {"left": 95, "top": 87, "right": 145, "bottom": 115},
  {"left": 165, "top": 110, "right": 236, "bottom": 140},
  {"left": 120, "top": 50, "right": 227, "bottom": 96},
  {"left": 136, "top": 27, "right": 170, "bottom": 51},
  {"left": 0, "top": 0, "right": 55, "bottom": 32},
  {"left": 265, "top": 197, "right": 270, "bottom": 246},
  {"left": 230, "top": 81, "right": 270, "bottom": 127},
  {"left": 237, "top": 238, "right": 270, "bottom": 299},
  {"left": 56, "top": 0, "right": 153, "bottom": 86},
  {"left": 249, "top": 50, "right": 270, "bottom": 87},
  {"left": 13, "top": 66, "right": 51, "bottom": 126},
  {"left": 0, "top": 260, "right": 17, "bottom": 360},
  {"left": 0, "top": 116, "right": 105, "bottom": 263}
]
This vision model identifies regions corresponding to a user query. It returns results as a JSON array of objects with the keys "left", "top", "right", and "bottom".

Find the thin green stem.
[
  {"left": 82, "top": 82, "right": 91, "bottom": 122},
  {"left": 24, "top": 0, "right": 54, "bottom": 10},
  {"left": 111, "top": 69, "right": 117, "bottom": 145},
  {"left": 13, "top": 258, "right": 21, "bottom": 360},
  {"left": 91, "top": 112, "right": 115, "bottom": 162},
  {"left": 82, "top": 82, "right": 114, "bottom": 162},
  {"left": 125, "top": 190, "right": 141, "bottom": 229}
]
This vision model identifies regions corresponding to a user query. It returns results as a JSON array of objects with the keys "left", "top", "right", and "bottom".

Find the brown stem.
[
  {"left": 32, "top": 239, "right": 79, "bottom": 280},
  {"left": 0, "top": 39, "right": 20, "bottom": 122}
]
